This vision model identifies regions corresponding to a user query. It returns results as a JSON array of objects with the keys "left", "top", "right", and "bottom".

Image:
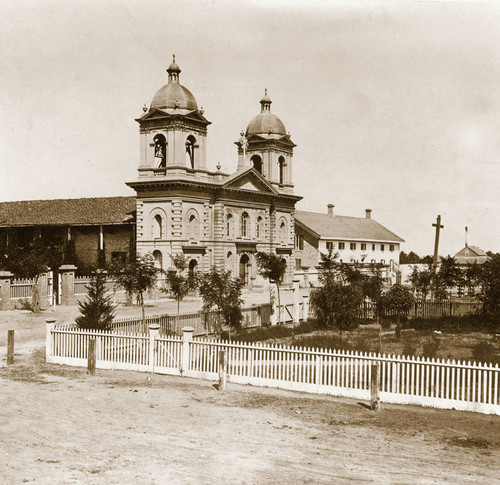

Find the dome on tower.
[
  {"left": 149, "top": 56, "right": 198, "bottom": 111},
  {"left": 246, "top": 90, "right": 287, "bottom": 136}
]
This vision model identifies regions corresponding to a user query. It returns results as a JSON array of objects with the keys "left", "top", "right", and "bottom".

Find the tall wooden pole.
[{"left": 432, "top": 215, "right": 444, "bottom": 271}]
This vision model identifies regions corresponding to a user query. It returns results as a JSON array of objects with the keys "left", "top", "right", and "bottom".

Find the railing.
[
  {"left": 46, "top": 324, "right": 500, "bottom": 416},
  {"left": 10, "top": 278, "right": 35, "bottom": 299},
  {"left": 357, "top": 300, "right": 482, "bottom": 320}
]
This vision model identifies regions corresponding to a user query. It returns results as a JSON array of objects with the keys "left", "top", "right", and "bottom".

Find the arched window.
[
  {"left": 186, "top": 211, "right": 199, "bottom": 240},
  {"left": 256, "top": 216, "right": 263, "bottom": 239},
  {"left": 251, "top": 155, "right": 262, "bottom": 174},
  {"left": 239, "top": 254, "right": 250, "bottom": 285},
  {"left": 188, "top": 259, "right": 198, "bottom": 283},
  {"left": 226, "top": 213, "right": 234, "bottom": 237},
  {"left": 279, "top": 217, "right": 288, "bottom": 242},
  {"left": 185, "top": 135, "right": 196, "bottom": 169},
  {"left": 240, "top": 212, "right": 249, "bottom": 237},
  {"left": 153, "top": 214, "right": 163, "bottom": 239},
  {"left": 278, "top": 156, "right": 285, "bottom": 185},
  {"left": 152, "top": 250, "right": 163, "bottom": 270},
  {"left": 154, "top": 134, "right": 166, "bottom": 168}
]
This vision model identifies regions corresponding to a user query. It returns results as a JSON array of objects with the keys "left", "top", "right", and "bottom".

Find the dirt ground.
[
  {"left": 0, "top": 347, "right": 499, "bottom": 484},
  {"left": 1, "top": 297, "right": 499, "bottom": 484}
]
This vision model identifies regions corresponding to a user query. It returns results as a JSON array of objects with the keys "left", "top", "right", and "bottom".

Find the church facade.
[{"left": 126, "top": 58, "right": 302, "bottom": 287}]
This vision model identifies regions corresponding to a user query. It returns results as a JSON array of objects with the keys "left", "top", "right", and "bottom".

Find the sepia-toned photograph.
[{"left": 1, "top": 1, "right": 499, "bottom": 483}]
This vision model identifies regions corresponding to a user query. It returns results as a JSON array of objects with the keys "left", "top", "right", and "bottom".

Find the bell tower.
[
  {"left": 136, "top": 56, "right": 211, "bottom": 178},
  {"left": 237, "top": 90, "right": 296, "bottom": 194}
]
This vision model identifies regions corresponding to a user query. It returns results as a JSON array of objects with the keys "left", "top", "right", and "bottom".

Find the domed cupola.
[
  {"left": 135, "top": 56, "right": 211, "bottom": 176},
  {"left": 237, "top": 90, "right": 296, "bottom": 194},
  {"left": 246, "top": 90, "right": 287, "bottom": 137},
  {"left": 149, "top": 55, "right": 199, "bottom": 112}
]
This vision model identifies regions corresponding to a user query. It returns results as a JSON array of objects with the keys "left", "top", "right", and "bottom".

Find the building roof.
[
  {"left": 295, "top": 210, "right": 404, "bottom": 243},
  {"left": 0, "top": 196, "right": 136, "bottom": 227},
  {"left": 454, "top": 245, "right": 488, "bottom": 265},
  {"left": 246, "top": 92, "right": 287, "bottom": 136}
]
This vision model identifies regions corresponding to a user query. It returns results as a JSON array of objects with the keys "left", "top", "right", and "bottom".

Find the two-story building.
[{"left": 294, "top": 204, "right": 404, "bottom": 286}]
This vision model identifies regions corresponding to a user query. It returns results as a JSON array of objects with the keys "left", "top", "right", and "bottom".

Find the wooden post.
[
  {"left": 370, "top": 363, "right": 380, "bottom": 411},
  {"left": 45, "top": 318, "right": 56, "bottom": 362},
  {"left": 181, "top": 327, "right": 194, "bottom": 375},
  {"left": 7, "top": 330, "right": 14, "bottom": 365},
  {"left": 87, "top": 338, "right": 96, "bottom": 375},
  {"left": 148, "top": 324, "right": 160, "bottom": 373},
  {"left": 218, "top": 350, "right": 227, "bottom": 391}
]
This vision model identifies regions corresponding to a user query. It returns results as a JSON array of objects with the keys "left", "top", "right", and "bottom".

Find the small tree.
[
  {"left": 378, "top": 284, "right": 415, "bottom": 339},
  {"left": 75, "top": 272, "right": 116, "bottom": 330},
  {"left": 310, "top": 250, "right": 363, "bottom": 332},
  {"left": 164, "top": 254, "right": 191, "bottom": 316},
  {"left": 478, "top": 253, "right": 500, "bottom": 325},
  {"left": 256, "top": 252, "right": 287, "bottom": 324},
  {"left": 7, "top": 243, "right": 49, "bottom": 313},
  {"left": 437, "top": 255, "right": 459, "bottom": 298},
  {"left": 198, "top": 269, "right": 243, "bottom": 339},
  {"left": 112, "top": 253, "right": 159, "bottom": 326}
]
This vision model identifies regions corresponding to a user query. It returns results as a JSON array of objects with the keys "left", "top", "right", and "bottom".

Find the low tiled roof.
[
  {"left": 295, "top": 210, "right": 404, "bottom": 243},
  {"left": 0, "top": 196, "right": 136, "bottom": 227}
]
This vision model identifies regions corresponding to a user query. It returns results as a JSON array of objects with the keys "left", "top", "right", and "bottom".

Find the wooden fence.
[
  {"left": 46, "top": 324, "right": 500, "bottom": 416},
  {"left": 358, "top": 300, "right": 481, "bottom": 320},
  {"left": 10, "top": 277, "right": 35, "bottom": 299}
]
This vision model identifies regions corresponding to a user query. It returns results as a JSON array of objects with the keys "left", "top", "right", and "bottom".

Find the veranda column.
[
  {"left": 0, "top": 271, "right": 13, "bottom": 310},
  {"left": 59, "top": 265, "right": 77, "bottom": 306}
]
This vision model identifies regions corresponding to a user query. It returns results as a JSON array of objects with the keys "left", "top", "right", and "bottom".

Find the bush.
[
  {"left": 17, "top": 298, "right": 35, "bottom": 312},
  {"left": 422, "top": 338, "right": 440, "bottom": 359},
  {"left": 292, "top": 335, "right": 352, "bottom": 351},
  {"left": 402, "top": 339, "right": 418, "bottom": 357},
  {"left": 472, "top": 341, "right": 498, "bottom": 364}
]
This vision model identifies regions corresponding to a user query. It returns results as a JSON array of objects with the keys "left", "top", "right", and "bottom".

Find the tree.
[
  {"left": 378, "top": 284, "right": 415, "bottom": 338},
  {"left": 464, "top": 262, "right": 482, "bottom": 297},
  {"left": 6, "top": 242, "right": 49, "bottom": 313},
  {"left": 437, "top": 255, "right": 459, "bottom": 298},
  {"left": 478, "top": 253, "right": 500, "bottom": 324},
  {"left": 310, "top": 250, "right": 363, "bottom": 331},
  {"left": 164, "top": 254, "right": 191, "bottom": 316},
  {"left": 400, "top": 251, "right": 422, "bottom": 264},
  {"left": 111, "top": 253, "right": 160, "bottom": 326},
  {"left": 75, "top": 272, "right": 116, "bottom": 330},
  {"left": 197, "top": 269, "right": 244, "bottom": 338},
  {"left": 256, "top": 251, "right": 287, "bottom": 324}
]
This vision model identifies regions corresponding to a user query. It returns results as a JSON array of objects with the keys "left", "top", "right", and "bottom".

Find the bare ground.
[{"left": 1, "top": 346, "right": 499, "bottom": 485}]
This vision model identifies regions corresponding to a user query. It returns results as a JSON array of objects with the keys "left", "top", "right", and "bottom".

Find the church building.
[{"left": 126, "top": 57, "right": 302, "bottom": 287}]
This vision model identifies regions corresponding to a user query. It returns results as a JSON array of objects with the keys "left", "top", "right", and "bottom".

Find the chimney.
[
  {"left": 327, "top": 204, "right": 335, "bottom": 216},
  {"left": 465, "top": 226, "right": 468, "bottom": 247},
  {"left": 365, "top": 209, "right": 372, "bottom": 219}
]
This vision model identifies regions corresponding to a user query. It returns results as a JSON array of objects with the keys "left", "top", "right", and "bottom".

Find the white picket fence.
[{"left": 45, "top": 323, "right": 500, "bottom": 415}]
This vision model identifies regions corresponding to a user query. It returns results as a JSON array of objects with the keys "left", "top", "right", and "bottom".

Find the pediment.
[
  {"left": 223, "top": 168, "right": 277, "bottom": 194},
  {"left": 136, "top": 109, "right": 210, "bottom": 125}
]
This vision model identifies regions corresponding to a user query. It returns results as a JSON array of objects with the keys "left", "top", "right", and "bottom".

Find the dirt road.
[{"left": 1, "top": 347, "right": 499, "bottom": 484}]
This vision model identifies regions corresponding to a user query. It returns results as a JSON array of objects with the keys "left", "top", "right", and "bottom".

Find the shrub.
[
  {"left": 472, "top": 341, "right": 498, "bottom": 364},
  {"left": 292, "top": 335, "right": 352, "bottom": 351},
  {"left": 402, "top": 340, "right": 418, "bottom": 357},
  {"left": 422, "top": 338, "right": 440, "bottom": 359},
  {"left": 17, "top": 298, "right": 35, "bottom": 312}
]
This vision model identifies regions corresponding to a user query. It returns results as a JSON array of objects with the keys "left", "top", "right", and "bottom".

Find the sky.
[{"left": 1, "top": 0, "right": 499, "bottom": 257}]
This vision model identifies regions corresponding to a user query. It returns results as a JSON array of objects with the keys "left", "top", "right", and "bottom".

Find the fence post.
[
  {"left": 45, "top": 318, "right": 56, "bottom": 362},
  {"left": 371, "top": 363, "right": 380, "bottom": 411},
  {"left": 302, "top": 295, "right": 309, "bottom": 321},
  {"left": 88, "top": 338, "right": 96, "bottom": 375},
  {"left": 181, "top": 326, "right": 194, "bottom": 374},
  {"left": 0, "top": 271, "right": 13, "bottom": 310},
  {"left": 148, "top": 324, "right": 160, "bottom": 373},
  {"left": 7, "top": 330, "right": 14, "bottom": 365},
  {"left": 293, "top": 278, "right": 300, "bottom": 323},
  {"left": 59, "top": 265, "right": 78, "bottom": 306},
  {"left": 218, "top": 350, "right": 227, "bottom": 391}
]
